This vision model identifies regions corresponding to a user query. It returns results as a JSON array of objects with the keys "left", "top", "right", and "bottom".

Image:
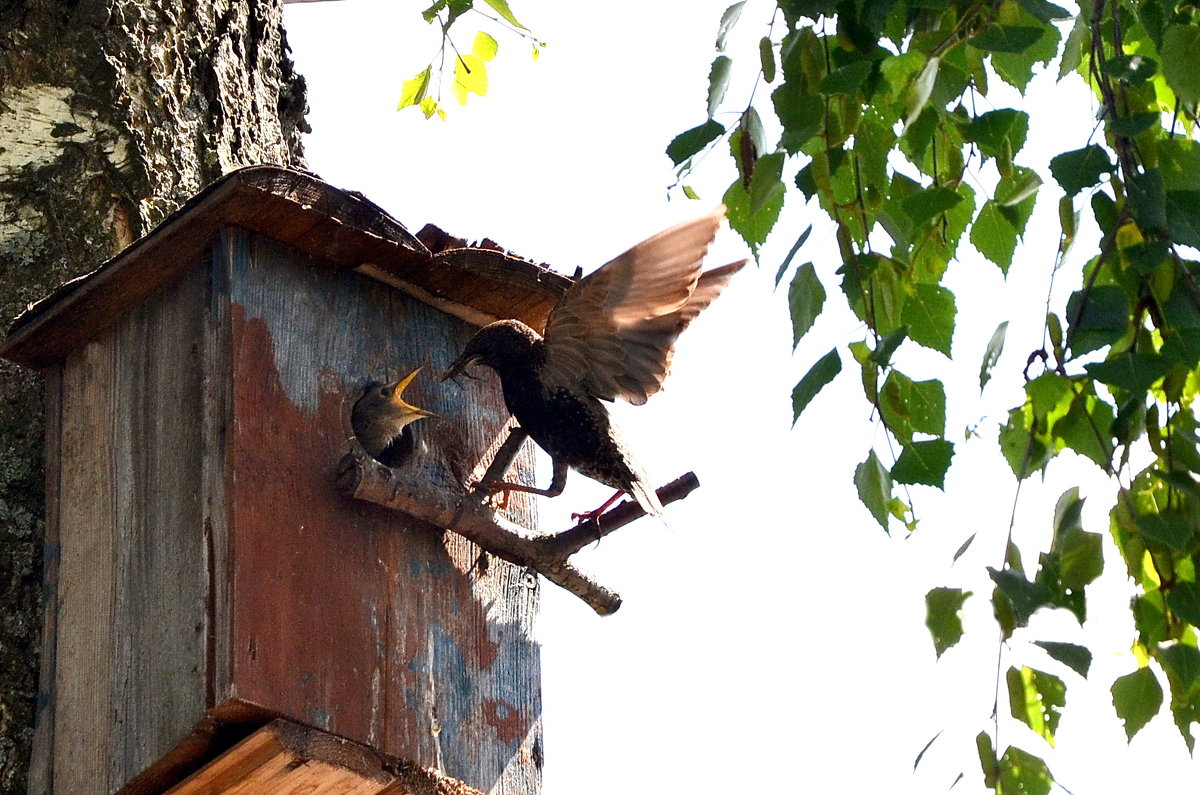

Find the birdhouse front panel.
[{"left": 216, "top": 228, "right": 542, "bottom": 794}]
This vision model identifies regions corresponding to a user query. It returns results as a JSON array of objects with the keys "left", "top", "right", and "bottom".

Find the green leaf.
[
  {"left": 963, "top": 109, "right": 1029, "bottom": 159},
  {"left": 989, "top": 567, "right": 1050, "bottom": 625},
  {"left": 1110, "top": 112, "right": 1160, "bottom": 138},
  {"left": 774, "top": 225, "right": 812, "bottom": 286},
  {"left": 708, "top": 55, "right": 733, "bottom": 118},
  {"left": 999, "top": 746, "right": 1053, "bottom": 795},
  {"left": 996, "top": 167, "right": 1043, "bottom": 207},
  {"left": 452, "top": 52, "right": 489, "bottom": 103},
  {"left": 1034, "top": 641, "right": 1092, "bottom": 678},
  {"left": 971, "top": 201, "right": 1019, "bottom": 274},
  {"left": 820, "top": 60, "right": 873, "bottom": 96},
  {"left": 903, "top": 56, "right": 939, "bottom": 131},
  {"left": 1159, "top": 643, "right": 1200, "bottom": 752},
  {"left": 1049, "top": 145, "right": 1113, "bottom": 195},
  {"left": 788, "top": 263, "right": 825, "bottom": 347},
  {"left": 1007, "top": 666, "right": 1066, "bottom": 746},
  {"left": 480, "top": 0, "right": 528, "bottom": 29},
  {"left": 1160, "top": 139, "right": 1200, "bottom": 191},
  {"left": 880, "top": 372, "right": 946, "bottom": 443},
  {"left": 1166, "top": 582, "right": 1200, "bottom": 627},
  {"left": 893, "top": 439, "right": 955, "bottom": 487},
  {"left": 666, "top": 120, "right": 725, "bottom": 166},
  {"left": 760, "top": 36, "right": 777, "bottom": 83},
  {"left": 772, "top": 81, "right": 823, "bottom": 154},
  {"left": 869, "top": 327, "right": 908, "bottom": 367},
  {"left": 980, "top": 321, "right": 1009, "bottom": 390},
  {"left": 1161, "top": 24, "right": 1200, "bottom": 106},
  {"left": 855, "top": 450, "right": 893, "bottom": 530},
  {"left": 1165, "top": 191, "right": 1200, "bottom": 248},
  {"left": 1050, "top": 488, "right": 1104, "bottom": 591},
  {"left": 1086, "top": 352, "right": 1173, "bottom": 393},
  {"left": 968, "top": 24, "right": 1044, "bottom": 53},
  {"left": 976, "top": 732, "right": 999, "bottom": 788},
  {"left": 792, "top": 348, "right": 841, "bottom": 424},
  {"left": 1129, "top": 169, "right": 1167, "bottom": 232},
  {"left": 473, "top": 30, "right": 499, "bottom": 61},
  {"left": 901, "top": 284, "right": 955, "bottom": 356},
  {"left": 1065, "top": 285, "right": 1129, "bottom": 357},
  {"left": 1112, "top": 667, "right": 1164, "bottom": 741},
  {"left": 399, "top": 65, "right": 433, "bottom": 109},
  {"left": 1101, "top": 54, "right": 1159, "bottom": 84},
  {"left": 715, "top": 1, "right": 746, "bottom": 51},
  {"left": 724, "top": 166, "right": 784, "bottom": 261},
  {"left": 1052, "top": 391, "right": 1115, "bottom": 471},
  {"left": 1135, "top": 512, "right": 1194, "bottom": 551},
  {"left": 901, "top": 186, "right": 963, "bottom": 228},
  {"left": 749, "top": 151, "right": 786, "bottom": 215},
  {"left": 682, "top": 185, "right": 700, "bottom": 200},
  {"left": 925, "top": 587, "right": 971, "bottom": 658},
  {"left": 1015, "top": 0, "right": 1071, "bottom": 22}
]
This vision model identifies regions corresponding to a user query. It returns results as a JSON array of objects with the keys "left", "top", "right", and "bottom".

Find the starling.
[
  {"left": 442, "top": 207, "right": 745, "bottom": 518},
  {"left": 352, "top": 367, "right": 439, "bottom": 467}
]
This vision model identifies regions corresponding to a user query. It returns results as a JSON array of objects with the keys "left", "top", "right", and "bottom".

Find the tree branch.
[{"left": 335, "top": 442, "right": 700, "bottom": 616}]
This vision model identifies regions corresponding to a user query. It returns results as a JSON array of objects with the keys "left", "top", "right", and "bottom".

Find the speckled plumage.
[{"left": 442, "top": 208, "right": 746, "bottom": 517}]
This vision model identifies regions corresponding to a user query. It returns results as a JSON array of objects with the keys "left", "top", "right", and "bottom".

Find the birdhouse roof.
[{"left": 0, "top": 165, "right": 571, "bottom": 369}]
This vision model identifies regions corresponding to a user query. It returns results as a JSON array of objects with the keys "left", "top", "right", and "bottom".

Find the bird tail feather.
[{"left": 629, "top": 479, "right": 664, "bottom": 518}]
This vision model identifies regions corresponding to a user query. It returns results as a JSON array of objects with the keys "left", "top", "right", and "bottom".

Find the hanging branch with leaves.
[{"left": 665, "top": 0, "right": 1200, "bottom": 791}]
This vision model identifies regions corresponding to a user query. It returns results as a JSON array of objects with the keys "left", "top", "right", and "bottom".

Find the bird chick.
[
  {"left": 442, "top": 206, "right": 745, "bottom": 520},
  {"left": 352, "top": 367, "right": 439, "bottom": 467}
]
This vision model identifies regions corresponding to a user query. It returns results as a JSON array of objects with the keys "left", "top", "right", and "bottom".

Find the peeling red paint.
[
  {"left": 482, "top": 698, "right": 525, "bottom": 745},
  {"left": 226, "top": 303, "right": 532, "bottom": 771}
]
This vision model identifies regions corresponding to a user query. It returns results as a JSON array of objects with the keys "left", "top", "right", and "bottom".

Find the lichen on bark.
[{"left": 0, "top": 1, "right": 307, "bottom": 790}]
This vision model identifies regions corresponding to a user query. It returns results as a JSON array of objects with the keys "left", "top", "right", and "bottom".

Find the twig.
[{"left": 336, "top": 443, "right": 700, "bottom": 616}]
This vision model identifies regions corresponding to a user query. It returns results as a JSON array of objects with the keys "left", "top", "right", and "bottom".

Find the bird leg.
[
  {"left": 482, "top": 458, "right": 569, "bottom": 505},
  {"left": 571, "top": 490, "right": 625, "bottom": 527}
]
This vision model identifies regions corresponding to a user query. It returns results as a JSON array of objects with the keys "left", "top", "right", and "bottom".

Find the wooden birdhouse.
[{"left": 1, "top": 166, "right": 574, "bottom": 794}]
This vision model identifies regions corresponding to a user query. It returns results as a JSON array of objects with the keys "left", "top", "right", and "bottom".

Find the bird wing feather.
[{"left": 540, "top": 207, "right": 745, "bottom": 404}]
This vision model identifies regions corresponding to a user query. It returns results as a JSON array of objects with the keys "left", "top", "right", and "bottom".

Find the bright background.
[{"left": 284, "top": 1, "right": 1197, "bottom": 791}]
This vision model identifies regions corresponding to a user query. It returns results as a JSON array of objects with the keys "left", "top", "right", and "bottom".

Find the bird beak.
[
  {"left": 387, "top": 367, "right": 441, "bottom": 421},
  {"left": 441, "top": 354, "right": 480, "bottom": 382}
]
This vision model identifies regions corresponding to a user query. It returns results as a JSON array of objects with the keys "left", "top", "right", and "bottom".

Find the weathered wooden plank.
[
  {"left": 26, "top": 365, "right": 63, "bottom": 795},
  {"left": 53, "top": 332, "right": 120, "bottom": 791},
  {"left": 108, "top": 262, "right": 210, "bottom": 785},
  {"left": 206, "top": 233, "right": 237, "bottom": 709},
  {"left": 223, "top": 231, "right": 541, "bottom": 795}
]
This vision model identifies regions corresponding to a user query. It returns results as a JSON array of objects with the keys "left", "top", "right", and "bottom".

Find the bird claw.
[{"left": 475, "top": 479, "right": 511, "bottom": 510}]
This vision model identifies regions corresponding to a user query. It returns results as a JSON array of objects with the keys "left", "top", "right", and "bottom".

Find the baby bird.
[{"left": 352, "top": 367, "right": 439, "bottom": 467}]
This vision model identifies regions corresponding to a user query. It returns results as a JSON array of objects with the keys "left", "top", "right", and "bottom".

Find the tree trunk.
[{"left": 0, "top": 2, "right": 306, "bottom": 789}]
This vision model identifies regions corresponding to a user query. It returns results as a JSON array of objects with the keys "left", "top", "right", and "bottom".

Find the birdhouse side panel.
[
  {"left": 220, "top": 229, "right": 541, "bottom": 795},
  {"left": 44, "top": 263, "right": 211, "bottom": 793}
]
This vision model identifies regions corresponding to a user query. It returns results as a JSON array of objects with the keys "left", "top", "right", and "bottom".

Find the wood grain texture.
[
  {"left": 223, "top": 230, "right": 541, "bottom": 795},
  {"left": 53, "top": 327, "right": 120, "bottom": 791},
  {"left": 108, "top": 262, "right": 209, "bottom": 783},
  {"left": 26, "top": 366, "right": 63, "bottom": 795},
  {"left": 163, "top": 719, "right": 490, "bottom": 795},
  {"left": 38, "top": 259, "right": 214, "bottom": 792}
]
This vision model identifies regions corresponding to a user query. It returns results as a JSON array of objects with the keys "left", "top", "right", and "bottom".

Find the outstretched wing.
[{"left": 540, "top": 207, "right": 745, "bottom": 405}]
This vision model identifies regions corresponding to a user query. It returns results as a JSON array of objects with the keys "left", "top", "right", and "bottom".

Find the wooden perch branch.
[{"left": 336, "top": 443, "right": 699, "bottom": 615}]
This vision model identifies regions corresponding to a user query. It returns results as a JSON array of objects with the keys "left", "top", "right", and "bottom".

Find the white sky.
[{"left": 284, "top": 1, "right": 1197, "bottom": 791}]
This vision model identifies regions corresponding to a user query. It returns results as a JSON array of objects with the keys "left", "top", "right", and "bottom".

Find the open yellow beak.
[{"left": 388, "top": 367, "right": 440, "bottom": 420}]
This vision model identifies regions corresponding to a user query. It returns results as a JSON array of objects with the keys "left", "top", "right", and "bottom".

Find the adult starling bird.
[
  {"left": 352, "top": 367, "right": 439, "bottom": 467},
  {"left": 441, "top": 207, "right": 745, "bottom": 519}
]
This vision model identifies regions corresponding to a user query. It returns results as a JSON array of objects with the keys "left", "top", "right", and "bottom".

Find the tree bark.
[{"left": 0, "top": 2, "right": 306, "bottom": 789}]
